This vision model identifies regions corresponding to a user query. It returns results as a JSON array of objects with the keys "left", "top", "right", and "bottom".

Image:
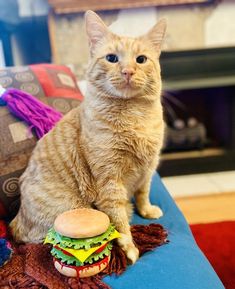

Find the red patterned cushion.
[{"left": 30, "top": 64, "right": 83, "bottom": 100}]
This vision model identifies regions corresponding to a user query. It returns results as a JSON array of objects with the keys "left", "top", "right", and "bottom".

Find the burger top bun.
[{"left": 54, "top": 208, "right": 110, "bottom": 238}]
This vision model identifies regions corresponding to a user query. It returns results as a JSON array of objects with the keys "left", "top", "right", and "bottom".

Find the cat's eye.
[
  {"left": 106, "top": 54, "right": 119, "bottom": 63},
  {"left": 136, "top": 55, "right": 147, "bottom": 64}
]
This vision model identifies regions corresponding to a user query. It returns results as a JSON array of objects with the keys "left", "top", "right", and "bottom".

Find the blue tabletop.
[{"left": 104, "top": 173, "right": 225, "bottom": 289}]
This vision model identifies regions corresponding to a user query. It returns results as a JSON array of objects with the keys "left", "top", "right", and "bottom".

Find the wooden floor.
[{"left": 175, "top": 193, "right": 235, "bottom": 224}]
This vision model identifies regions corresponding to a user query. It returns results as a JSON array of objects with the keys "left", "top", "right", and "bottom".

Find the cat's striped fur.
[{"left": 10, "top": 11, "right": 166, "bottom": 263}]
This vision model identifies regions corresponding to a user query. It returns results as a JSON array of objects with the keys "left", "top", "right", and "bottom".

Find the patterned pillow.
[{"left": 0, "top": 64, "right": 83, "bottom": 218}]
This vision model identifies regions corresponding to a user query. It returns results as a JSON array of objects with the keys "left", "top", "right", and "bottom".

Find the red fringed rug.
[{"left": 191, "top": 221, "right": 235, "bottom": 289}]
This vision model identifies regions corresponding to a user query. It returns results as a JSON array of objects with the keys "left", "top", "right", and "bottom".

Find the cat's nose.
[{"left": 121, "top": 68, "right": 135, "bottom": 82}]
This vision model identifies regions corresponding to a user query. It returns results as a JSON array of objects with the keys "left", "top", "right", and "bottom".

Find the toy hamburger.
[{"left": 44, "top": 208, "right": 120, "bottom": 278}]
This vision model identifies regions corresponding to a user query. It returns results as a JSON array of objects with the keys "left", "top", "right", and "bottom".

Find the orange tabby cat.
[{"left": 10, "top": 10, "right": 166, "bottom": 263}]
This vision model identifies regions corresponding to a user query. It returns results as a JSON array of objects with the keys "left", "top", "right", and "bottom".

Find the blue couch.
[{"left": 104, "top": 173, "right": 225, "bottom": 289}]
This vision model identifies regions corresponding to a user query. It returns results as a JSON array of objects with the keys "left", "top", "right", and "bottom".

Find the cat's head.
[{"left": 85, "top": 10, "right": 166, "bottom": 100}]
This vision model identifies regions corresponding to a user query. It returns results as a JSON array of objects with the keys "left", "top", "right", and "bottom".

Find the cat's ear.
[
  {"left": 85, "top": 10, "right": 109, "bottom": 53},
  {"left": 144, "top": 18, "right": 167, "bottom": 52}
]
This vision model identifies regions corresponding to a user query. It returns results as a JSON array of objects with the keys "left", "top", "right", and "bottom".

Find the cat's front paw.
[
  {"left": 138, "top": 205, "right": 163, "bottom": 219},
  {"left": 118, "top": 233, "right": 139, "bottom": 264}
]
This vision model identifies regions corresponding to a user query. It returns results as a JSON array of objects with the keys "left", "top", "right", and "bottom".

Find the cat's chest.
[
  {"left": 86, "top": 104, "right": 164, "bottom": 178},
  {"left": 114, "top": 130, "right": 158, "bottom": 160},
  {"left": 111, "top": 128, "right": 161, "bottom": 193},
  {"left": 105, "top": 119, "right": 163, "bottom": 167}
]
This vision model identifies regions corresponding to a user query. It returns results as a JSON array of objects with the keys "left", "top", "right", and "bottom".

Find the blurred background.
[{"left": 0, "top": 0, "right": 235, "bottom": 223}]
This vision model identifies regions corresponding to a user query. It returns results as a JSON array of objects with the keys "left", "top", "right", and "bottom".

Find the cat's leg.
[
  {"left": 95, "top": 184, "right": 139, "bottom": 264},
  {"left": 135, "top": 170, "right": 163, "bottom": 219}
]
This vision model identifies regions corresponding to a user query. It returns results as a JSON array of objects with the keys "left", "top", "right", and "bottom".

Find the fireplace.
[{"left": 159, "top": 47, "right": 235, "bottom": 176}]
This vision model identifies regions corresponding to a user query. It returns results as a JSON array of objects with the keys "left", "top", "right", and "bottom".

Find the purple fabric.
[{"left": 1, "top": 88, "right": 63, "bottom": 139}]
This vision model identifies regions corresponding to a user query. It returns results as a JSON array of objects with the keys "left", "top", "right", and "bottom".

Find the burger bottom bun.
[{"left": 54, "top": 256, "right": 110, "bottom": 278}]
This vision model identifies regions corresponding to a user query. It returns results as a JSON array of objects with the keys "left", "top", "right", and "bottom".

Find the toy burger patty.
[{"left": 44, "top": 208, "right": 120, "bottom": 278}]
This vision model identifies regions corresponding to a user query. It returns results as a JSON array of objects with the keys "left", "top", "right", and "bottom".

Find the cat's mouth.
[
  {"left": 116, "top": 83, "right": 139, "bottom": 98},
  {"left": 119, "top": 79, "right": 140, "bottom": 90},
  {"left": 108, "top": 75, "right": 143, "bottom": 91},
  {"left": 108, "top": 77, "right": 145, "bottom": 98},
  {"left": 122, "top": 81, "right": 132, "bottom": 89}
]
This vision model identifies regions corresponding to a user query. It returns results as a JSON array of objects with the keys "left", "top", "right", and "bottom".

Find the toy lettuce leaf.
[{"left": 46, "top": 224, "right": 116, "bottom": 250}]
